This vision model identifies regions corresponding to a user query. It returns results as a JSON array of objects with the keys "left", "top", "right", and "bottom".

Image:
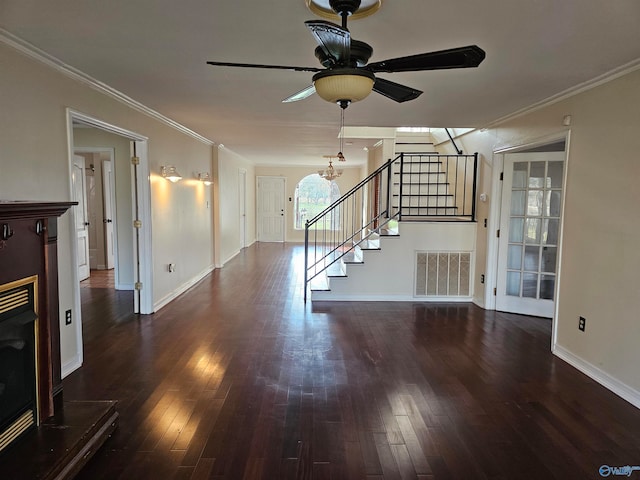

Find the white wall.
[
  {"left": 458, "top": 67, "right": 640, "bottom": 402},
  {"left": 0, "top": 41, "right": 214, "bottom": 375},
  {"left": 215, "top": 147, "right": 256, "bottom": 266},
  {"left": 313, "top": 222, "right": 477, "bottom": 301}
]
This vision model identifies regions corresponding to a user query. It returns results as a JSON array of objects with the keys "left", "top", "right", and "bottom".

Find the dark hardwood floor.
[{"left": 65, "top": 243, "right": 640, "bottom": 480}]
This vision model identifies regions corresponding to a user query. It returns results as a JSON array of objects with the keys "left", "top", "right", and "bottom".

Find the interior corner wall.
[
  {"left": 462, "top": 68, "right": 640, "bottom": 399},
  {"left": 0, "top": 41, "right": 214, "bottom": 376},
  {"left": 254, "top": 164, "right": 366, "bottom": 244},
  {"left": 216, "top": 147, "right": 256, "bottom": 266}
]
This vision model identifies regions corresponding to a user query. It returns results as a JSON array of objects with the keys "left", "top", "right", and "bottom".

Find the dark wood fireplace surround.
[{"left": 0, "top": 202, "right": 118, "bottom": 479}]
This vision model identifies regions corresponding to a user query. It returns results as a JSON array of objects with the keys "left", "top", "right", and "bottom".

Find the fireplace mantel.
[
  {"left": 0, "top": 202, "right": 118, "bottom": 478},
  {"left": 0, "top": 201, "right": 76, "bottom": 423},
  {"left": 0, "top": 200, "right": 77, "bottom": 220}
]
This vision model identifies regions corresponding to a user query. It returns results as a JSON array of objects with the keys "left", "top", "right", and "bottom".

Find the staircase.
[{"left": 304, "top": 152, "right": 478, "bottom": 302}]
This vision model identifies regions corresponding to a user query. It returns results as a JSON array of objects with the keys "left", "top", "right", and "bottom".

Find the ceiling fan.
[{"left": 206, "top": 0, "right": 486, "bottom": 109}]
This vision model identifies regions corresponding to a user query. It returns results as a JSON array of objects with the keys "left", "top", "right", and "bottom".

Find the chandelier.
[{"left": 318, "top": 158, "right": 343, "bottom": 181}]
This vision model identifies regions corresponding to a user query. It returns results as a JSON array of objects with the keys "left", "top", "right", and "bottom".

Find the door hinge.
[
  {"left": 131, "top": 156, "right": 140, "bottom": 165},
  {"left": 133, "top": 220, "right": 142, "bottom": 228},
  {"left": 496, "top": 229, "right": 500, "bottom": 238},
  {"left": 135, "top": 282, "right": 143, "bottom": 290},
  {"left": 493, "top": 287, "right": 497, "bottom": 296},
  {"left": 500, "top": 172, "right": 504, "bottom": 181}
]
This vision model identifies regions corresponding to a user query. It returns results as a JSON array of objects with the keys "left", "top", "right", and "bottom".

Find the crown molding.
[
  {"left": 482, "top": 57, "right": 640, "bottom": 130},
  {"left": 0, "top": 28, "right": 215, "bottom": 146}
]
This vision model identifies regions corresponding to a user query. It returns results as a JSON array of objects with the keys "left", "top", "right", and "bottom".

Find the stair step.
[
  {"left": 356, "top": 238, "right": 380, "bottom": 250},
  {"left": 399, "top": 160, "right": 443, "bottom": 164},
  {"left": 394, "top": 171, "right": 446, "bottom": 175},
  {"left": 326, "top": 261, "right": 346, "bottom": 277},
  {"left": 342, "top": 250, "right": 363, "bottom": 264},
  {"left": 399, "top": 206, "right": 459, "bottom": 214},
  {"left": 394, "top": 182, "right": 450, "bottom": 186},
  {"left": 309, "top": 273, "right": 330, "bottom": 291},
  {"left": 393, "top": 194, "right": 453, "bottom": 197}
]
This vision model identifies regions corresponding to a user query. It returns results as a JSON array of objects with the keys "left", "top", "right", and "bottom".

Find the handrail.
[
  {"left": 445, "top": 128, "right": 463, "bottom": 155},
  {"left": 306, "top": 157, "right": 394, "bottom": 226},
  {"left": 303, "top": 152, "right": 478, "bottom": 302}
]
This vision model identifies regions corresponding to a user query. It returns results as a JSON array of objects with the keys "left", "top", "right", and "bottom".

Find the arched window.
[{"left": 294, "top": 174, "right": 341, "bottom": 229}]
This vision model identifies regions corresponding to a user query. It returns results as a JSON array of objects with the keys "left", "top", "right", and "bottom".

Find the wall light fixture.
[
  {"left": 161, "top": 165, "right": 182, "bottom": 182},
  {"left": 198, "top": 173, "right": 213, "bottom": 185}
]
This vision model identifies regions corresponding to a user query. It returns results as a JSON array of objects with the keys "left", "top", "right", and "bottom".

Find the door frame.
[
  {"left": 239, "top": 168, "right": 247, "bottom": 248},
  {"left": 485, "top": 132, "right": 570, "bottom": 339},
  {"left": 101, "top": 157, "right": 116, "bottom": 270},
  {"left": 66, "top": 109, "right": 153, "bottom": 373}
]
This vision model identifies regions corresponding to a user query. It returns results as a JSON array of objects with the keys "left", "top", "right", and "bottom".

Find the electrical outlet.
[
  {"left": 65, "top": 309, "right": 72, "bottom": 325},
  {"left": 480, "top": 274, "right": 485, "bottom": 284},
  {"left": 578, "top": 316, "right": 586, "bottom": 332},
  {"left": 168, "top": 263, "right": 176, "bottom": 273}
]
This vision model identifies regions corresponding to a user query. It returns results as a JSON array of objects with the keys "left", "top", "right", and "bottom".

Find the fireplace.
[
  {"left": 0, "top": 276, "right": 38, "bottom": 451},
  {"left": 0, "top": 202, "right": 118, "bottom": 478}
]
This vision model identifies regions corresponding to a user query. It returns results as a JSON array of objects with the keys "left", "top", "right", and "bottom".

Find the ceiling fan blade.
[
  {"left": 206, "top": 61, "right": 322, "bottom": 73},
  {"left": 282, "top": 84, "right": 316, "bottom": 103},
  {"left": 373, "top": 78, "right": 423, "bottom": 103},
  {"left": 367, "top": 45, "right": 486, "bottom": 73},
  {"left": 305, "top": 20, "right": 350, "bottom": 64}
]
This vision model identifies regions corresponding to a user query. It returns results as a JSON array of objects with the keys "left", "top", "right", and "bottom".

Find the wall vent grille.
[{"left": 416, "top": 252, "right": 471, "bottom": 297}]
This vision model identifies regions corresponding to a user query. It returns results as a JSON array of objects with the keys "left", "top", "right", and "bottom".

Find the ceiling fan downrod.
[{"left": 330, "top": 0, "right": 362, "bottom": 27}]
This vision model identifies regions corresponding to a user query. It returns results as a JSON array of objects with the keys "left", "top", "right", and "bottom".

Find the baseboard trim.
[
  {"left": 154, "top": 266, "right": 214, "bottom": 312},
  {"left": 311, "top": 293, "right": 473, "bottom": 302},
  {"left": 553, "top": 344, "right": 640, "bottom": 410},
  {"left": 115, "top": 283, "right": 134, "bottom": 291},
  {"left": 61, "top": 354, "right": 83, "bottom": 379},
  {"left": 222, "top": 249, "right": 241, "bottom": 266}
]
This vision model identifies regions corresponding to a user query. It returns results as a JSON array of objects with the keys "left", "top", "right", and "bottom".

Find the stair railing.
[
  {"left": 304, "top": 157, "right": 397, "bottom": 302},
  {"left": 303, "top": 152, "right": 478, "bottom": 302}
]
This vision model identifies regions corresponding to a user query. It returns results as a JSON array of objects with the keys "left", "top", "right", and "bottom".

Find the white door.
[
  {"left": 102, "top": 159, "right": 115, "bottom": 269},
  {"left": 72, "top": 155, "right": 91, "bottom": 281},
  {"left": 257, "top": 176, "right": 285, "bottom": 242},
  {"left": 496, "top": 152, "right": 565, "bottom": 317},
  {"left": 239, "top": 169, "right": 247, "bottom": 248}
]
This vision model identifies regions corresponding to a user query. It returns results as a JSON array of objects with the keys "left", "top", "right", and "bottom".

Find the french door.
[{"left": 496, "top": 152, "right": 565, "bottom": 317}]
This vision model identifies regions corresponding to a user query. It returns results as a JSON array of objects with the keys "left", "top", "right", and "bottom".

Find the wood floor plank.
[{"left": 65, "top": 244, "right": 640, "bottom": 480}]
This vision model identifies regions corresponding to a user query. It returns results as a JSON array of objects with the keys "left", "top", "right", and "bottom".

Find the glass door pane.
[{"left": 505, "top": 159, "right": 562, "bottom": 300}]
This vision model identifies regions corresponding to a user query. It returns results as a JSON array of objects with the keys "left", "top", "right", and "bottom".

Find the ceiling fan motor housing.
[{"left": 330, "top": 0, "right": 362, "bottom": 16}]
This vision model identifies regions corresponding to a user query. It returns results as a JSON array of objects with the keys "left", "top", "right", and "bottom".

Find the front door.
[
  {"left": 496, "top": 152, "right": 565, "bottom": 317},
  {"left": 257, "top": 176, "right": 285, "bottom": 242}
]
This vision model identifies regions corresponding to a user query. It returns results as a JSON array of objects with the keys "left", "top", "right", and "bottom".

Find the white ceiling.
[{"left": 2, "top": 0, "right": 640, "bottom": 166}]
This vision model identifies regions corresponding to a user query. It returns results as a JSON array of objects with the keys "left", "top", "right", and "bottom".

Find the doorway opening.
[
  {"left": 491, "top": 137, "right": 568, "bottom": 318},
  {"left": 65, "top": 110, "right": 153, "bottom": 375}
]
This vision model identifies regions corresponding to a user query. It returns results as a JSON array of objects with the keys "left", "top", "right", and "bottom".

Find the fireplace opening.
[{"left": 0, "top": 276, "right": 38, "bottom": 453}]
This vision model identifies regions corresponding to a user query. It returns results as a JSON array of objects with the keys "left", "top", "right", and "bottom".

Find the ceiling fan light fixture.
[
  {"left": 313, "top": 69, "right": 375, "bottom": 105},
  {"left": 305, "top": 0, "right": 382, "bottom": 20}
]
